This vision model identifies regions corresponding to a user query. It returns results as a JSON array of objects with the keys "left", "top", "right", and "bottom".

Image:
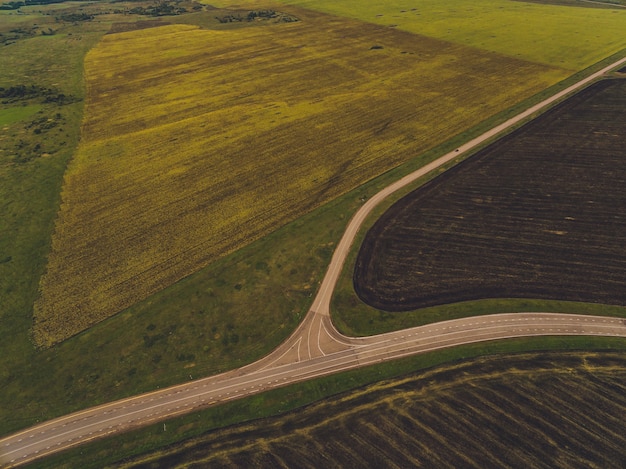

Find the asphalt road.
[
  {"left": 2, "top": 57, "right": 626, "bottom": 468},
  {"left": 2, "top": 313, "right": 625, "bottom": 467}
]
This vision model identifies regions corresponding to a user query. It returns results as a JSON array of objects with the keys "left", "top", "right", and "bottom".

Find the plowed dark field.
[
  {"left": 118, "top": 352, "right": 626, "bottom": 468},
  {"left": 354, "top": 78, "right": 626, "bottom": 311}
]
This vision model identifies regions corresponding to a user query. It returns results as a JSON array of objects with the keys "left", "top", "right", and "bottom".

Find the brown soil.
[
  {"left": 354, "top": 78, "right": 626, "bottom": 311},
  {"left": 117, "top": 352, "right": 626, "bottom": 468}
]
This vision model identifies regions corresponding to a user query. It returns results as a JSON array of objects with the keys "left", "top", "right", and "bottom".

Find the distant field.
[
  {"left": 354, "top": 79, "right": 626, "bottom": 311},
  {"left": 281, "top": 0, "right": 626, "bottom": 69},
  {"left": 33, "top": 7, "right": 567, "bottom": 345},
  {"left": 114, "top": 351, "right": 626, "bottom": 468},
  {"left": 522, "top": 0, "right": 626, "bottom": 6}
]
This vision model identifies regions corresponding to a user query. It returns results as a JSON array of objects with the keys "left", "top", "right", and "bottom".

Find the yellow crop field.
[{"left": 33, "top": 7, "right": 568, "bottom": 346}]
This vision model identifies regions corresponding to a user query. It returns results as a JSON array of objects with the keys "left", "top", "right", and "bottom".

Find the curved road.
[{"left": 2, "top": 57, "right": 626, "bottom": 468}]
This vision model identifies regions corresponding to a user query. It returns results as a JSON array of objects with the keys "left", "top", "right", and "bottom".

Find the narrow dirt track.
[{"left": 2, "top": 56, "right": 626, "bottom": 468}]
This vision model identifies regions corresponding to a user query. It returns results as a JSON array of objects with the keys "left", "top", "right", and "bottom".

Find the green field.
[
  {"left": 1, "top": 0, "right": 626, "bottom": 462},
  {"left": 280, "top": 0, "right": 626, "bottom": 69}
]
